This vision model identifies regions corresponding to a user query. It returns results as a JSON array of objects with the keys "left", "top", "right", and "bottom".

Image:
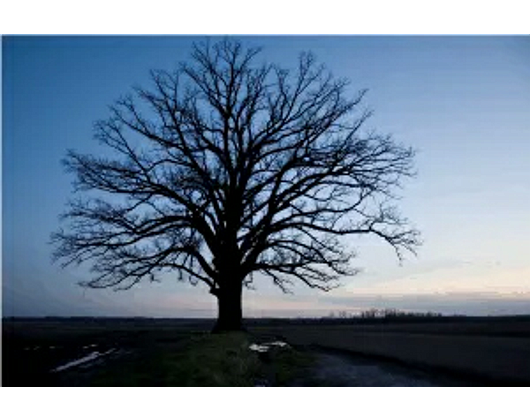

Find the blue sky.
[{"left": 3, "top": 36, "right": 530, "bottom": 317}]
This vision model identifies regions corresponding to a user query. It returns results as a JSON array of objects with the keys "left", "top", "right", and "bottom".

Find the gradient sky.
[{"left": 3, "top": 36, "right": 530, "bottom": 318}]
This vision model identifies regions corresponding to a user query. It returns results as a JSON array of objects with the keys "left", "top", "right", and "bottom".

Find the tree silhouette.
[{"left": 52, "top": 39, "right": 420, "bottom": 331}]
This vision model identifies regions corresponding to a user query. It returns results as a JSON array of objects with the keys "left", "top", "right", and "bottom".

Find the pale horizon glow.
[{"left": 3, "top": 36, "right": 530, "bottom": 318}]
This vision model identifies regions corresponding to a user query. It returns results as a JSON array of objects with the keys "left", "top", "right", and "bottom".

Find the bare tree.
[{"left": 52, "top": 39, "right": 420, "bottom": 331}]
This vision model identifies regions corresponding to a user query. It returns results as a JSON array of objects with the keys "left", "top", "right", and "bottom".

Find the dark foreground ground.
[
  {"left": 252, "top": 316, "right": 530, "bottom": 386},
  {"left": 3, "top": 316, "right": 530, "bottom": 386}
]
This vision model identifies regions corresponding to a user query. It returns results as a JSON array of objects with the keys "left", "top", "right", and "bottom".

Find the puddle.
[
  {"left": 267, "top": 341, "right": 288, "bottom": 348},
  {"left": 249, "top": 341, "right": 289, "bottom": 353},
  {"left": 25, "top": 345, "right": 59, "bottom": 351},
  {"left": 51, "top": 349, "right": 116, "bottom": 373},
  {"left": 249, "top": 344, "right": 269, "bottom": 353},
  {"left": 82, "top": 344, "right": 98, "bottom": 350}
]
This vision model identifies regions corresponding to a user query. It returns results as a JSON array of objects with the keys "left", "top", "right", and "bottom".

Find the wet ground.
[
  {"left": 291, "top": 348, "right": 475, "bottom": 386},
  {"left": 5, "top": 318, "right": 507, "bottom": 386},
  {"left": 8, "top": 339, "right": 470, "bottom": 386}
]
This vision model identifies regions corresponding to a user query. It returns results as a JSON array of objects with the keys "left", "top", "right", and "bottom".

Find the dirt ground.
[
  {"left": 4, "top": 317, "right": 530, "bottom": 386},
  {"left": 251, "top": 324, "right": 530, "bottom": 385},
  {"left": 285, "top": 347, "right": 479, "bottom": 386}
]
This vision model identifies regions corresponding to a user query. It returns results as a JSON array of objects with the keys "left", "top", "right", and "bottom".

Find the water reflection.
[
  {"left": 51, "top": 348, "right": 115, "bottom": 372},
  {"left": 249, "top": 341, "right": 289, "bottom": 353}
]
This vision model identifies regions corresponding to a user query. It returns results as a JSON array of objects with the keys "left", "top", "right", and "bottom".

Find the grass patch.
[
  {"left": 255, "top": 344, "right": 316, "bottom": 386},
  {"left": 53, "top": 331, "right": 317, "bottom": 386},
  {"left": 161, "top": 332, "right": 261, "bottom": 386},
  {"left": 87, "top": 332, "right": 261, "bottom": 386}
]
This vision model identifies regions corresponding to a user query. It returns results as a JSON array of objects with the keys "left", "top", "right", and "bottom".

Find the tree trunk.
[
  {"left": 212, "top": 282, "right": 244, "bottom": 333},
  {"left": 211, "top": 223, "right": 244, "bottom": 332}
]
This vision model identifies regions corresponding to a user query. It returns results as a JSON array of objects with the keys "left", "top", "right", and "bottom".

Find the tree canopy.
[{"left": 52, "top": 39, "right": 420, "bottom": 330}]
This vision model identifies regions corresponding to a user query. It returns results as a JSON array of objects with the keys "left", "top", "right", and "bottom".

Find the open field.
[
  {"left": 3, "top": 316, "right": 530, "bottom": 386},
  {"left": 2, "top": 318, "right": 213, "bottom": 386},
  {"left": 2, "top": 317, "right": 313, "bottom": 386},
  {"left": 249, "top": 315, "right": 530, "bottom": 337},
  {"left": 250, "top": 316, "right": 530, "bottom": 385}
]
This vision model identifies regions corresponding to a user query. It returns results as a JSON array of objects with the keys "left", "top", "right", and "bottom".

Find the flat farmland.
[
  {"left": 3, "top": 316, "right": 530, "bottom": 386},
  {"left": 250, "top": 317, "right": 530, "bottom": 385}
]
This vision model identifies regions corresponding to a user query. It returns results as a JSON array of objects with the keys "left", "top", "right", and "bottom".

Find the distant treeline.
[
  {"left": 245, "top": 313, "right": 530, "bottom": 326},
  {"left": 4, "top": 314, "right": 530, "bottom": 327},
  {"left": 329, "top": 308, "right": 443, "bottom": 319}
]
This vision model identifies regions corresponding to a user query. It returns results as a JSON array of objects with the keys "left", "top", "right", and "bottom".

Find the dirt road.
[
  {"left": 253, "top": 325, "right": 530, "bottom": 385},
  {"left": 287, "top": 347, "right": 475, "bottom": 386}
]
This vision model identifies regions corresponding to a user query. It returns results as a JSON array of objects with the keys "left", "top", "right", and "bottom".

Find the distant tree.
[
  {"left": 52, "top": 39, "right": 420, "bottom": 332},
  {"left": 361, "top": 308, "right": 380, "bottom": 319}
]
